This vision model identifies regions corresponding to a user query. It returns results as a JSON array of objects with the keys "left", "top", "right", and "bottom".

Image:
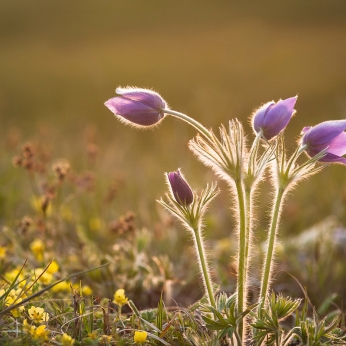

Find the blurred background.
[{"left": 1, "top": 0, "right": 346, "bottom": 308}]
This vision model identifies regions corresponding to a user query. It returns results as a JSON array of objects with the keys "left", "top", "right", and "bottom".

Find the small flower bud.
[
  {"left": 167, "top": 170, "right": 194, "bottom": 206},
  {"left": 104, "top": 87, "right": 168, "bottom": 128},
  {"left": 300, "top": 119, "right": 346, "bottom": 164},
  {"left": 134, "top": 330, "right": 147, "bottom": 343},
  {"left": 252, "top": 96, "right": 297, "bottom": 140}
]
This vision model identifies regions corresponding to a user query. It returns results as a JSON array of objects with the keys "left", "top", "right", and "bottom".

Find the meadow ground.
[{"left": 1, "top": 1, "right": 346, "bottom": 344}]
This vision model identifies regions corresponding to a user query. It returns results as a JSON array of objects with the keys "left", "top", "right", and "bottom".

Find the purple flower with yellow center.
[
  {"left": 104, "top": 87, "right": 168, "bottom": 128},
  {"left": 252, "top": 96, "right": 297, "bottom": 140},
  {"left": 300, "top": 120, "right": 346, "bottom": 164},
  {"left": 167, "top": 170, "right": 194, "bottom": 206}
]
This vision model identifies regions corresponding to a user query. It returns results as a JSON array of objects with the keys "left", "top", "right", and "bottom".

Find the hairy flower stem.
[
  {"left": 244, "top": 187, "right": 253, "bottom": 270},
  {"left": 259, "top": 187, "right": 285, "bottom": 302},
  {"left": 244, "top": 131, "right": 262, "bottom": 269},
  {"left": 191, "top": 225, "right": 216, "bottom": 308},
  {"left": 235, "top": 179, "right": 247, "bottom": 339},
  {"left": 165, "top": 108, "right": 248, "bottom": 334},
  {"left": 164, "top": 109, "right": 213, "bottom": 141}
]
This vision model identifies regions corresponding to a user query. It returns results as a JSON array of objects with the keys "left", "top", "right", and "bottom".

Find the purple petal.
[
  {"left": 301, "top": 126, "right": 311, "bottom": 135},
  {"left": 318, "top": 152, "right": 346, "bottom": 164},
  {"left": 252, "top": 101, "right": 274, "bottom": 133},
  {"left": 302, "top": 120, "right": 346, "bottom": 149},
  {"left": 167, "top": 170, "right": 193, "bottom": 206},
  {"left": 105, "top": 97, "right": 164, "bottom": 126},
  {"left": 262, "top": 96, "right": 297, "bottom": 139},
  {"left": 327, "top": 132, "right": 346, "bottom": 156},
  {"left": 116, "top": 87, "right": 167, "bottom": 110},
  {"left": 306, "top": 148, "right": 346, "bottom": 164}
]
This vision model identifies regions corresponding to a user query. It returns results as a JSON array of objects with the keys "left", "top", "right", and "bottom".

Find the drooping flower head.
[
  {"left": 104, "top": 87, "right": 168, "bottom": 128},
  {"left": 167, "top": 170, "right": 194, "bottom": 206},
  {"left": 252, "top": 96, "right": 297, "bottom": 140},
  {"left": 300, "top": 120, "right": 346, "bottom": 164}
]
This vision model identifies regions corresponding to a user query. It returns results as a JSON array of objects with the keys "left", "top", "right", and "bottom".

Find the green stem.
[
  {"left": 244, "top": 132, "right": 261, "bottom": 270},
  {"left": 164, "top": 109, "right": 212, "bottom": 140},
  {"left": 192, "top": 225, "right": 216, "bottom": 308},
  {"left": 259, "top": 187, "right": 285, "bottom": 301},
  {"left": 235, "top": 179, "right": 247, "bottom": 339},
  {"left": 244, "top": 187, "right": 252, "bottom": 270}
]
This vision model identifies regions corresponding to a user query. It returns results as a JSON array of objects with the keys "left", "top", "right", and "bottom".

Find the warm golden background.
[{"left": 1, "top": 1, "right": 346, "bottom": 305}]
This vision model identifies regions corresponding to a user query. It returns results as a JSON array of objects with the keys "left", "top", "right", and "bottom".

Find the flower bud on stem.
[{"left": 159, "top": 174, "right": 219, "bottom": 308}]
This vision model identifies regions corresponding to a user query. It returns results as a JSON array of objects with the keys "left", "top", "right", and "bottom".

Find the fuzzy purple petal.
[
  {"left": 327, "top": 132, "right": 346, "bottom": 156},
  {"left": 104, "top": 97, "right": 164, "bottom": 126},
  {"left": 302, "top": 120, "right": 346, "bottom": 149},
  {"left": 252, "top": 101, "right": 274, "bottom": 134},
  {"left": 262, "top": 96, "right": 297, "bottom": 140},
  {"left": 116, "top": 87, "right": 167, "bottom": 110},
  {"left": 301, "top": 126, "right": 311, "bottom": 135}
]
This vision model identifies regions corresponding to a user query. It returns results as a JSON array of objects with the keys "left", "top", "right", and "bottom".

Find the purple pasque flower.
[
  {"left": 252, "top": 96, "right": 297, "bottom": 140},
  {"left": 104, "top": 87, "right": 168, "bottom": 128},
  {"left": 300, "top": 120, "right": 346, "bottom": 164},
  {"left": 167, "top": 169, "right": 194, "bottom": 206}
]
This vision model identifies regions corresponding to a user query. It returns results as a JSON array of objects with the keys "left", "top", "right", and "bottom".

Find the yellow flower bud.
[
  {"left": 134, "top": 330, "right": 147, "bottom": 343},
  {"left": 113, "top": 288, "right": 128, "bottom": 307},
  {"left": 46, "top": 260, "right": 59, "bottom": 274},
  {"left": 30, "top": 239, "right": 45, "bottom": 262}
]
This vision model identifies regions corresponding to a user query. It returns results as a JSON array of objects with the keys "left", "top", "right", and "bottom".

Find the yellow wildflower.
[
  {"left": 34, "top": 268, "right": 53, "bottom": 285},
  {"left": 32, "top": 324, "right": 49, "bottom": 341},
  {"left": 28, "top": 306, "right": 49, "bottom": 323},
  {"left": 82, "top": 285, "right": 93, "bottom": 296},
  {"left": 5, "top": 268, "right": 24, "bottom": 283},
  {"left": 113, "top": 288, "right": 128, "bottom": 307},
  {"left": 30, "top": 239, "right": 45, "bottom": 262},
  {"left": 72, "top": 282, "right": 80, "bottom": 291},
  {"left": 134, "top": 330, "right": 148, "bottom": 343},
  {"left": 10, "top": 288, "right": 23, "bottom": 298},
  {"left": 2, "top": 291, "right": 24, "bottom": 318},
  {"left": 10, "top": 304, "right": 24, "bottom": 318},
  {"left": 0, "top": 246, "right": 7, "bottom": 260},
  {"left": 51, "top": 281, "right": 71, "bottom": 293},
  {"left": 23, "top": 319, "right": 35, "bottom": 334},
  {"left": 46, "top": 260, "right": 59, "bottom": 274},
  {"left": 60, "top": 333, "right": 75, "bottom": 346}
]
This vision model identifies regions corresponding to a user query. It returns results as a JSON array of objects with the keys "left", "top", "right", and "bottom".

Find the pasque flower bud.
[
  {"left": 167, "top": 170, "right": 194, "bottom": 206},
  {"left": 252, "top": 96, "right": 297, "bottom": 140},
  {"left": 300, "top": 119, "right": 346, "bottom": 164},
  {"left": 105, "top": 87, "right": 168, "bottom": 128}
]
